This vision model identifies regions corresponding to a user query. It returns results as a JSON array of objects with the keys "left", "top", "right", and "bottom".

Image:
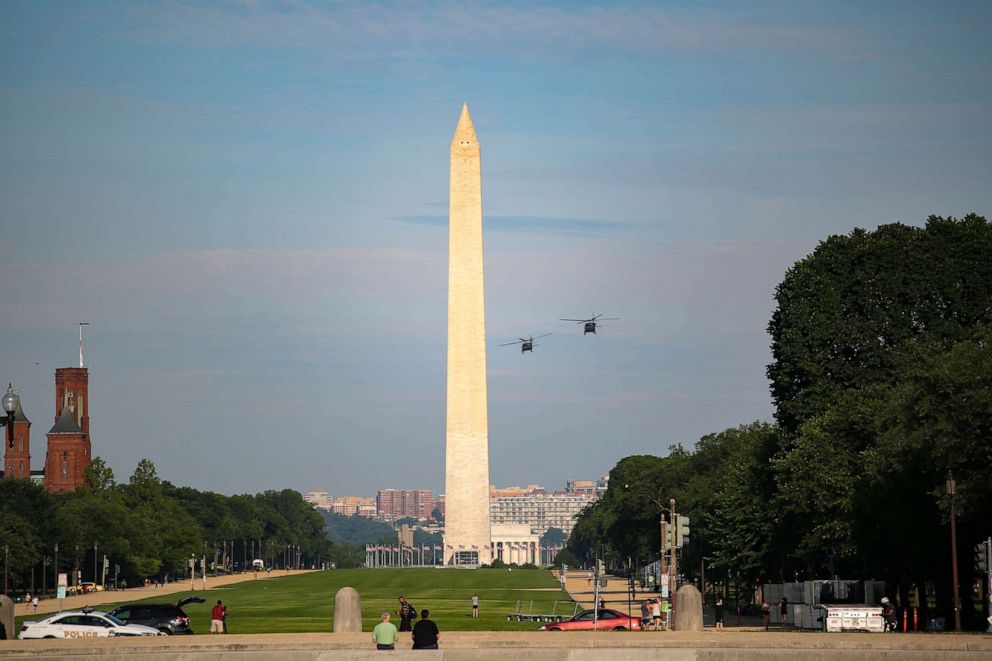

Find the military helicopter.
[
  {"left": 500, "top": 333, "right": 551, "bottom": 353},
  {"left": 559, "top": 314, "right": 619, "bottom": 335}
]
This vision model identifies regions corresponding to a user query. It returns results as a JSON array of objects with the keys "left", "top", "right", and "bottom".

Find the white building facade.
[{"left": 490, "top": 493, "right": 595, "bottom": 537}]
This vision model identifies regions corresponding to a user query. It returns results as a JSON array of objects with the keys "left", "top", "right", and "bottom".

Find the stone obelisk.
[{"left": 443, "top": 104, "right": 492, "bottom": 565}]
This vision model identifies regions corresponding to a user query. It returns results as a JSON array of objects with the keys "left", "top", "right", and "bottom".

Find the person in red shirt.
[{"left": 211, "top": 600, "right": 227, "bottom": 634}]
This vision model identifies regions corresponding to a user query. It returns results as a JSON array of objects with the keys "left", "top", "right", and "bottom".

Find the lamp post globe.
[
  {"left": 2, "top": 384, "right": 17, "bottom": 414},
  {"left": 3, "top": 383, "right": 18, "bottom": 448}
]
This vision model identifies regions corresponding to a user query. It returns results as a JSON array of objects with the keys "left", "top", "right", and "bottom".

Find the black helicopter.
[
  {"left": 500, "top": 333, "right": 551, "bottom": 353},
  {"left": 559, "top": 314, "right": 619, "bottom": 335}
]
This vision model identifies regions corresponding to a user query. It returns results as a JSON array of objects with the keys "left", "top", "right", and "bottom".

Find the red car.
[{"left": 539, "top": 609, "right": 642, "bottom": 631}]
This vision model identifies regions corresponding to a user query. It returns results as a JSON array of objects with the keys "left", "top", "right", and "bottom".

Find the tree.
[
  {"left": 83, "top": 457, "right": 116, "bottom": 493},
  {"left": 0, "top": 510, "right": 42, "bottom": 589},
  {"left": 540, "top": 527, "right": 567, "bottom": 547},
  {"left": 768, "top": 215, "right": 992, "bottom": 436},
  {"left": 703, "top": 423, "right": 779, "bottom": 582}
]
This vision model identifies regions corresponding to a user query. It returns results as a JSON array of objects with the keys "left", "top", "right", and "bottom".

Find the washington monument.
[{"left": 443, "top": 104, "right": 492, "bottom": 565}]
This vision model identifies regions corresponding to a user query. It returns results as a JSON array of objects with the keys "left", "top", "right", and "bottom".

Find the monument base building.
[{"left": 491, "top": 524, "right": 540, "bottom": 565}]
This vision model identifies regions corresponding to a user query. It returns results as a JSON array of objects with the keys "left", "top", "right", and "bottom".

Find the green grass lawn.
[{"left": 21, "top": 568, "right": 577, "bottom": 635}]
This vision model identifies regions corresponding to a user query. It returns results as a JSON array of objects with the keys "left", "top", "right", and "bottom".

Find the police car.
[{"left": 19, "top": 609, "right": 164, "bottom": 639}]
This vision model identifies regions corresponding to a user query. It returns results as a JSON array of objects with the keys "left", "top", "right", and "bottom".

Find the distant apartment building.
[
  {"left": 565, "top": 480, "right": 597, "bottom": 497},
  {"left": 303, "top": 490, "right": 332, "bottom": 510},
  {"left": 436, "top": 494, "right": 445, "bottom": 518},
  {"left": 332, "top": 496, "right": 377, "bottom": 517},
  {"left": 597, "top": 475, "right": 609, "bottom": 496},
  {"left": 489, "top": 492, "right": 595, "bottom": 537},
  {"left": 376, "top": 488, "right": 434, "bottom": 520},
  {"left": 490, "top": 484, "right": 545, "bottom": 498}
]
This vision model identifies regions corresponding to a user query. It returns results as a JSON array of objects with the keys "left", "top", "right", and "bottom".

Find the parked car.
[
  {"left": 539, "top": 608, "right": 642, "bottom": 631},
  {"left": 66, "top": 582, "right": 104, "bottom": 595},
  {"left": 108, "top": 596, "right": 205, "bottom": 635},
  {"left": 19, "top": 610, "right": 162, "bottom": 639}
]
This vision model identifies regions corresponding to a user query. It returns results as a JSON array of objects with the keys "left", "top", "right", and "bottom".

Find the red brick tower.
[
  {"left": 55, "top": 367, "right": 89, "bottom": 435},
  {"left": 3, "top": 398, "right": 31, "bottom": 479},
  {"left": 45, "top": 367, "right": 92, "bottom": 493}
]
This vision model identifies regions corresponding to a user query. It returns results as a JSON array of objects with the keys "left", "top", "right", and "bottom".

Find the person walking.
[
  {"left": 640, "top": 598, "right": 651, "bottom": 630},
  {"left": 761, "top": 598, "right": 771, "bottom": 631},
  {"left": 714, "top": 597, "right": 724, "bottom": 630},
  {"left": 651, "top": 598, "right": 662, "bottom": 631},
  {"left": 780, "top": 597, "right": 788, "bottom": 628},
  {"left": 471, "top": 593, "right": 479, "bottom": 618},
  {"left": 31, "top": 595, "right": 39, "bottom": 612},
  {"left": 397, "top": 596, "right": 417, "bottom": 631},
  {"left": 412, "top": 609, "right": 440, "bottom": 650},
  {"left": 372, "top": 612, "right": 398, "bottom": 651},
  {"left": 210, "top": 600, "right": 227, "bottom": 634}
]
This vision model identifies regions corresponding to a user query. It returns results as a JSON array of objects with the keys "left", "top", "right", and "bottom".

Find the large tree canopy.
[
  {"left": 567, "top": 214, "right": 992, "bottom": 628},
  {"left": 0, "top": 458, "right": 348, "bottom": 592},
  {"left": 767, "top": 214, "right": 992, "bottom": 436}
]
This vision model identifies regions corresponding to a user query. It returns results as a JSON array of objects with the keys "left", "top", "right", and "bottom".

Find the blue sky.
[{"left": 2, "top": 1, "right": 990, "bottom": 496}]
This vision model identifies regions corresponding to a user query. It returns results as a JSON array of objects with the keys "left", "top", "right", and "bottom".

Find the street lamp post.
[
  {"left": 3, "top": 543, "right": 8, "bottom": 595},
  {"left": 669, "top": 498, "right": 678, "bottom": 626},
  {"left": 946, "top": 471, "right": 962, "bottom": 633},
  {"left": 3, "top": 383, "right": 19, "bottom": 448},
  {"left": 93, "top": 542, "right": 99, "bottom": 585},
  {"left": 54, "top": 544, "right": 59, "bottom": 594}
]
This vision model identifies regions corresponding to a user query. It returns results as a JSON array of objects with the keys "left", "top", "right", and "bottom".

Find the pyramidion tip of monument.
[{"left": 454, "top": 102, "right": 477, "bottom": 141}]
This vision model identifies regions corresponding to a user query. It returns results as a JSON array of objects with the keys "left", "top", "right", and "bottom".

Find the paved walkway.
[
  {"left": 556, "top": 571, "right": 771, "bottom": 631},
  {"left": 1, "top": 631, "right": 990, "bottom": 659},
  {"left": 559, "top": 570, "right": 660, "bottom": 616},
  {"left": 13, "top": 570, "right": 317, "bottom": 618}
]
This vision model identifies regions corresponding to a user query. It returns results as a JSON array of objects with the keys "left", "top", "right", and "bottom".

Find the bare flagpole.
[{"left": 78, "top": 322, "right": 90, "bottom": 368}]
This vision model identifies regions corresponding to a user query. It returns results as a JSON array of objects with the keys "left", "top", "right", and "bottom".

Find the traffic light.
[
  {"left": 676, "top": 515, "right": 691, "bottom": 548},
  {"left": 976, "top": 541, "right": 989, "bottom": 573},
  {"left": 596, "top": 558, "right": 605, "bottom": 576},
  {"left": 662, "top": 524, "right": 673, "bottom": 551}
]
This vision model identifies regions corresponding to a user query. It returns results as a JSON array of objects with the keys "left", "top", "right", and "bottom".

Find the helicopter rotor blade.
[
  {"left": 559, "top": 318, "right": 587, "bottom": 322},
  {"left": 598, "top": 317, "right": 619, "bottom": 321},
  {"left": 500, "top": 340, "right": 523, "bottom": 346},
  {"left": 533, "top": 333, "right": 552, "bottom": 339}
]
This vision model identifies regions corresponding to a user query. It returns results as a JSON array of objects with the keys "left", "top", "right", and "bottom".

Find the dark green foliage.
[
  {"left": 565, "top": 423, "right": 778, "bottom": 581},
  {"left": 319, "top": 510, "right": 395, "bottom": 546},
  {"left": 768, "top": 214, "right": 992, "bottom": 435},
  {"left": 570, "top": 215, "right": 991, "bottom": 627},
  {"left": 540, "top": 527, "right": 567, "bottom": 547},
  {"left": 0, "top": 459, "right": 335, "bottom": 592}
]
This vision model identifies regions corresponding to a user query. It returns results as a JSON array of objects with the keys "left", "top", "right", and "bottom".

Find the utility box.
[{"left": 822, "top": 604, "right": 884, "bottom": 633}]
